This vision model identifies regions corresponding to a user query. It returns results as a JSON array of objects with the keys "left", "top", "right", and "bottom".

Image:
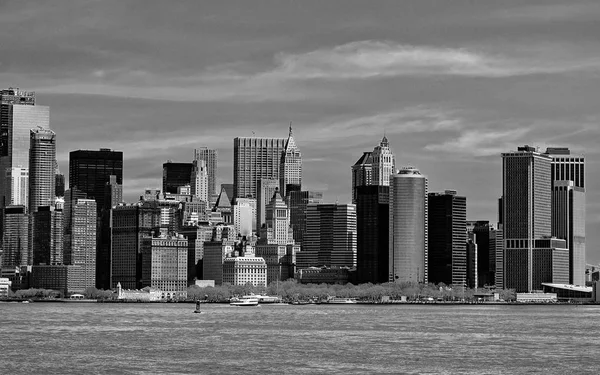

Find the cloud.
[{"left": 425, "top": 127, "right": 532, "bottom": 157}]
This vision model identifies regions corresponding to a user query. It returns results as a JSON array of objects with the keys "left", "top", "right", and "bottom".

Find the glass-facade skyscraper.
[
  {"left": 69, "top": 148, "right": 123, "bottom": 213},
  {"left": 29, "top": 127, "right": 56, "bottom": 213}
]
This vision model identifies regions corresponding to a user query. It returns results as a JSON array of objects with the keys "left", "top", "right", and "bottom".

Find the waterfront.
[{"left": 1, "top": 304, "right": 599, "bottom": 374}]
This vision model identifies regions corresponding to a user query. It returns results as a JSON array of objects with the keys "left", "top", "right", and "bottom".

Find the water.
[{"left": 1, "top": 303, "right": 599, "bottom": 374}]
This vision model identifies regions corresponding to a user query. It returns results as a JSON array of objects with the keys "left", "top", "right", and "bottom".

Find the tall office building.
[
  {"left": 97, "top": 175, "right": 123, "bottom": 289},
  {"left": 63, "top": 188, "right": 88, "bottom": 265},
  {"left": 0, "top": 205, "right": 30, "bottom": 268},
  {"left": 0, "top": 88, "right": 48, "bottom": 209},
  {"left": 466, "top": 221, "right": 493, "bottom": 287},
  {"left": 356, "top": 185, "right": 389, "bottom": 284},
  {"left": 351, "top": 152, "right": 373, "bottom": 204},
  {"left": 552, "top": 181, "right": 586, "bottom": 285},
  {"left": 296, "top": 203, "right": 357, "bottom": 269},
  {"left": 69, "top": 149, "right": 123, "bottom": 213},
  {"left": 7, "top": 167, "right": 28, "bottom": 207},
  {"left": 257, "top": 179, "right": 280, "bottom": 230},
  {"left": 502, "top": 145, "right": 556, "bottom": 292},
  {"left": 372, "top": 135, "right": 395, "bottom": 186},
  {"left": 191, "top": 159, "right": 209, "bottom": 202},
  {"left": 68, "top": 199, "right": 97, "bottom": 291},
  {"left": 233, "top": 137, "right": 286, "bottom": 200},
  {"left": 260, "top": 191, "right": 293, "bottom": 245},
  {"left": 545, "top": 147, "right": 586, "bottom": 286},
  {"left": 194, "top": 148, "right": 218, "bottom": 200},
  {"left": 110, "top": 202, "right": 161, "bottom": 289},
  {"left": 29, "top": 127, "right": 56, "bottom": 213},
  {"left": 288, "top": 190, "right": 323, "bottom": 245},
  {"left": 280, "top": 124, "right": 302, "bottom": 197},
  {"left": 163, "top": 161, "right": 193, "bottom": 195},
  {"left": 233, "top": 198, "right": 255, "bottom": 237},
  {"left": 32, "top": 206, "right": 63, "bottom": 265},
  {"left": 427, "top": 191, "right": 467, "bottom": 286},
  {"left": 389, "top": 167, "right": 428, "bottom": 283}
]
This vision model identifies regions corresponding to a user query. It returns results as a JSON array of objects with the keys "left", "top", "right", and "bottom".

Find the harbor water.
[{"left": 1, "top": 303, "right": 599, "bottom": 374}]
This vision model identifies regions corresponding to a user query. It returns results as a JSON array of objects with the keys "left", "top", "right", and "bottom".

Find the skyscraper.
[
  {"left": 141, "top": 235, "right": 188, "bottom": 299},
  {"left": 69, "top": 149, "right": 123, "bottom": 213},
  {"left": 63, "top": 188, "right": 88, "bottom": 265},
  {"left": 351, "top": 152, "right": 373, "bottom": 204},
  {"left": 233, "top": 198, "right": 255, "bottom": 237},
  {"left": 502, "top": 145, "right": 559, "bottom": 292},
  {"left": 356, "top": 185, "right": 389, "bottom": 284},
  {"left": 389, "top": 167, "right": 428, "bottom": 283},
  {"left": 163, "top": 161, "right": 193, "bottom": 194},
  {"left": 297, "top": 203, "right": 357, "bottom": 269},
  {"left": 0, "top": 88, "right": 48, "bottom": 209},
  {"left": 29, "top": 127, "right": 56, "bottom": 213},
  {"left": 257, "top": 179, "right": 280, "bottom": 230},
  {"left": 372, "top": 135, "right": 395, "bottom": 186},
  {"left": 97, "top": 175, "right": 123, "bottom": 289},
  {"left": 545, "top": 147, "right": 586, "bottom": 286},
  {"left": 427, "top": 190, "right": 467, "bottom": 286},
  {"left": 7, "top": 167, "right": 28, "bottom": 207},
  {"left": 280, "top": 124, "right": 302, "bottom": 197},
  {"left": 194, "top": 147, "right": 218, "bottom": 200},
  {"left": 32, "top": 206, "right": 63, "bottom": 265},
  {"left": 288, "top": 190, "right": 324, "bottom": 245},
  {"left": 69, "top": 199, "right": 97, "bottom": 291},
  {"left": 191, "top": 159, "right": 209, "bottom": 202},
  {"left": 233, "top": 137, "right": 286, "bottom": 200},
  {"left": 0, "top": 205, "right": 30, "bottom": 268},
  {"left": 466, "top": 220, "right": 493, "bottom": 287}
]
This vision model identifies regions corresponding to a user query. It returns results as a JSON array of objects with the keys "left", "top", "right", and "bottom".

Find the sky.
[{"left": 1, "top": 0, "right": 599, "bottom": 263}]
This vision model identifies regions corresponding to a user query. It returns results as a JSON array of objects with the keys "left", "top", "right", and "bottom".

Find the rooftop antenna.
[{"left": 289, "top": 121, "right": 293, "bottom": 136}]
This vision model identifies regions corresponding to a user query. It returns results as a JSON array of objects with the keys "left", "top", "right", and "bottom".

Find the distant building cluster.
[{"left": 0, "top": 88, "right": 589, "bottom": 297}]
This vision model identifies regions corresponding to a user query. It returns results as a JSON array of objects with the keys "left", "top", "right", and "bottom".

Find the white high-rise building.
[
  {"left": 280, "top": 124, "right": 302, "bottom": 197},
  {"left": 7, "top": 167, "right": 28, "bottom": 207},
  {"left": 372, "top": 135, "right": 395, "bottom": 187},
  {"left": 191, "top": 159, "right": 209, "bottom": 202},
  {"left": 234, "top": 198, "right": 255, "bottom": 237}
]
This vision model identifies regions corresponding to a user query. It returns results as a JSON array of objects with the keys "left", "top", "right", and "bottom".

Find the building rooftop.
[{"left": 541, "top": 283, "right": 592, "bottom": 293}]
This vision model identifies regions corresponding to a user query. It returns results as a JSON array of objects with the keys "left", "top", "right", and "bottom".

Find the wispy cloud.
[{"left": 425, "top": 127, "right": 532, "bottom": 157}]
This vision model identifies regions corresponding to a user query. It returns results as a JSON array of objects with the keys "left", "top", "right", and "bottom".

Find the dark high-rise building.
[
  {"left": 233, "top": 137, "right": 286, "bottom": 200},
  {"left": 356, "top": 185, "right": 389, "bottom": 284},
  {"left": 351, "top": 152, "right": 373, "bottom": 204},
  {"left": 0, "top": 205, "right": 30, "bottom": 268},
  {"left": 69, "top": 149, "right": 123, "bottom": 213},
  {"left": 32, "top": 206, "right": 63, "bottom": 265},
  {"left": 110, "top": 202, "right": 161, "bottom": 289},
  {"left": 427, "top": 191, "right": 467, "bottom": 286},
  {"left": 544, "top": 147, "right": 585, "bottom": 189},
  {"left": 29, "top": 127, "right": 56, "bottom": 213},
  {"left": 467, "top": 221, "right": 492, "bottom": 287},
  {"left": 257, "top": 179, "right": 280, "bottom": 230},
  {"left": 296, "top": 203, "right": 357, "bottom": 269},
  {"left": 194, "top": 148, "right": 218, "bottom": 200},
  {"left": 55, "top": 173, "right": 65, "bottom": 197},
  {"left": 97, "top": 175, "right": 123, "bottom": 289},
  {"left": 163, "top": 161, "right": 193, "bottom": 194},
  {"left": 288, "top": 190, "right": 323, "bottom": 245}
]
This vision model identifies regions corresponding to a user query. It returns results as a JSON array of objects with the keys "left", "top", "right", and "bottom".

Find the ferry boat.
[
  {"left": 255, "top": 295, "right": 283, "bottom": 304},
  {"left": 230, "top": 295, "right": 259, "bottom": 306},
  {"left": 327, "top": 297, "right": 357, "bottom": 304}
]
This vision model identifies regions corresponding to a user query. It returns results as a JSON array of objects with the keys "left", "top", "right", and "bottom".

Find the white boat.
[
  {"left": 254, "top": 295, "right": 283, "bottom": 304},
  {"left": 230, "top": 295, "right": 259, "bottom": 306},
  {"left": 327, "top": 297, "right": 357, "bottom": 304}
]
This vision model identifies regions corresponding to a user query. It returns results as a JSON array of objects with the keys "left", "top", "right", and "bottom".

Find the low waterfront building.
[
  {"left": 296, "top": 266, "right": 353, "bottom": 284},
  {"left": 141, "top": 234, "right": 188, "bottom": 300},
  {"left": 222, "top": 255, "right": 267, "bottom": 287},
  {"left": 116, "top": 282, "right": 162, "bottom": 301},
  {"left": 0, "top": 277, "right": 11, "bottom": 297},
  {"left": 516, "top": 293, "right": 558, "bottom": 303},
  {"left": 542, "top": 283, "right": 592, "bottom": 302}
]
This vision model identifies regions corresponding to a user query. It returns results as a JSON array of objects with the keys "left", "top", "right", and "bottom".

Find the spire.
[
  {"left": 381, "top": 131, "right": 388, "bottom": 146},
  {"left": 289, "top": 121, "right": 293, "bottom": 137}
]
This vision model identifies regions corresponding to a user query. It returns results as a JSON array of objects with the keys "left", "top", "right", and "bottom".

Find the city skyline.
[{"left": 1, "top": 1, "right": 599, "bottom": 263}]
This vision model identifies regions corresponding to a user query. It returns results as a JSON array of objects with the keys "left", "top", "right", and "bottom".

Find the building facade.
[
  {"left": 32, "top": 206, "right": 63, "bottom": 265},
  {"left": 162, "top": 161, "right": 193, "bottom": 195},
  {"left": 222, "top": 255, "right": 267, "bottom": 287},
  {"left": 29, "top": 127, "right": 56, "bottom": 213},
  {"left": 0, "top": 205, "right": 30, "bottom": 268},
  {"left": 233, "top": 137, "right": 286, "bottom": 200},
  {"left": 257, "top": 178, "right": 280, "bottom": 230},
  {"left": 297, "top": 203, "right": 357, "bottom": 270},
  {"left": 502, "top": 146, "right": 552, "bottom": 292},
  {"left": 288, "top": 190, "right": 323, "bottom": 245},
  {"left": 351, "top": 152, "right": 373, "bottom": 204},
  {"left": 279, "top": 125, "right": 302, "bottom": 197},
  {"left": 141, "top": 235, "right": 188, "bottom": 299},
  {"left": 69, "top": 149, "right": 123, "bottom": 213},
  {"left": 389, "top": 167, "right": 428, "bottom": 283},
  {"left": 356, "top": 185, "right": 389, "bottom": 284},
  {"left": 427, "top": 191, "right": 467, "bottom": 287},
  {"left": 371, "top": 136, "right": 395, "bottom": 187},
  {"left": 193, "top": 147, "right": 218, "bottom": 200}
]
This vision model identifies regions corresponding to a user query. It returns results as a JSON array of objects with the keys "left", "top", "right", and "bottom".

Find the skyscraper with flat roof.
[
  {"left": 280, "top": 124, "right": 302, "bottom": 197},
  {"left": 32, "top": 206, "right": 63, "bottom": 265},
  {"left": 194, "top": 147, "right": 218, "bottom": 200},
  {"left": 69, "top": 149, "right": 123, "bottom": 213},
  {"left": 428, "top": 190, "right": 467, "bottom": 286},
  {"left": 351, "top": 152, "right": 373, "bottom": 204},
  {"left": 288, "top": 190, "right": 323, "bottom": 245},
  {"left": 29, "top": 127, "right": 56, "bottom": 213},
  {"left": 389, "top": 167, "right": 428, "bottom": 283},
  {"left": 233, "top": 137, "right": 286, "bottom": 200},
  {"left": 502, "top": 145, "right": 554, "bottom": 292},
  {"left": 69, "top": 199, "right": 97, "bottom": 291},
  {"left": 0, "top": 205, "right": 30, "bottom": 268},
  {"left": 163, "top": 161, "right": 193, "bottom": 194},
  {"left": 0, "top": 88, "right": 48, "bottom": 209},
  {"left": 356, "top": 185, "right": 389, "bottom": 284}
]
